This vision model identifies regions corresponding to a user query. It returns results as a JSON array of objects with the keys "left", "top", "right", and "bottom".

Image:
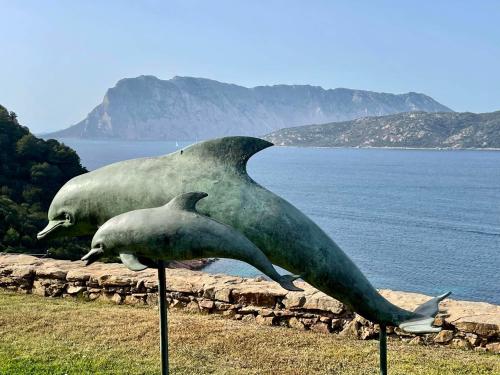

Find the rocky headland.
[
  {"left": 0, "top": 254, "right": 498, "bottom": 354},
  {"left": 265, "top": 110, "right": 500, "bottom": 149}
]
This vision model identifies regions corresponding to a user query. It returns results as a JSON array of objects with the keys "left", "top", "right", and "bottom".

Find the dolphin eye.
[{"left": 58, "top": 212, "right": 73, "bottom": 224}]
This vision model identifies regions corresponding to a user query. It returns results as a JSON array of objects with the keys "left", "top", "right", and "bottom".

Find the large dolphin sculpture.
[
  {"left": 38, "top": 136, "right": 449, "bottom": 332},
  {"left": 83, "top": 191, "right": 302, "bottom": 292}
]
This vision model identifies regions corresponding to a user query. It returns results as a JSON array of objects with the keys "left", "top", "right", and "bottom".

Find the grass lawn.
[{"left": 0, "top": 291, "right": 498, "bottom": 374}]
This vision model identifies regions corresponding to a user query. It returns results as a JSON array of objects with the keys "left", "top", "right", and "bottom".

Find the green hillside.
[
  {"left": 265, "top": 111, "right": 500, "bottom": 149},
  {"left": 0, "top": 105, "right": 88, "bottom": 259}
]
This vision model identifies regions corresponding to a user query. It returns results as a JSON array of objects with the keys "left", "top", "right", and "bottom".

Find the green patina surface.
[
  {"left": 38, "top": 136, "right": 447, "bottom": 328},
  {"left": 84, "top": 191, "right": 301, "bottom": 291}
]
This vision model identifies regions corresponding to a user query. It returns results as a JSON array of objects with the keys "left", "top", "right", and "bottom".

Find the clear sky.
[{"left": 1, "top": 0, "right": 499, "bottom": 133}]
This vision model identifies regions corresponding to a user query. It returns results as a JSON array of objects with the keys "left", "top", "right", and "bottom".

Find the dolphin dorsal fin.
[
  {"left": 180, "top": 136, "right": 273, "bottom": 172},
  {"left": 166, "top": 192, "right": 208, "bottom": 211}
]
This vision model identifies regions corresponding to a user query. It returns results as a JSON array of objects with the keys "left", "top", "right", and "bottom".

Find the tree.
[{"left": 3, "top": 227, "right": 20, "bottom": 245}]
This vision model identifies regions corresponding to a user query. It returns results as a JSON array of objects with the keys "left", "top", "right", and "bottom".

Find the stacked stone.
[{"left": 0, "top": 254, "right": 498, "bottom": 353}]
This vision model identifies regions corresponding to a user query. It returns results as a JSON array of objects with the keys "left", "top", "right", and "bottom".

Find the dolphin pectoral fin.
[
  {"left": 278, "top": 274, "right": 304, "bottom": 292},
  {"left": 81, "top": 248, "right": 104, "bottom": 266},
  {"left": 119, "top": 253, "right": 149, "bottom": 271},
  {"left": 399, "top": 291, "right": 451, "bottom": 333}
]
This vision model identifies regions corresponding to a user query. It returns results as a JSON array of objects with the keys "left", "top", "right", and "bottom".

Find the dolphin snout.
[{"left": 37, "top": 220, "right": 66, "bottom": 240}]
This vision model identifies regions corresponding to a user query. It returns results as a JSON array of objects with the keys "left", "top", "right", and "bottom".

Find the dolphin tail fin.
[
  {"left": 398, "top": 292, "right": 451, "bottom": 333},
  {"left": 278, "top": 274, "right": 304, "bottom": 292}
]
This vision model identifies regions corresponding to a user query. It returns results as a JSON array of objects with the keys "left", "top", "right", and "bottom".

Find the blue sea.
[{"left": 60, "top": 139, "right": 500, "bottom": 304}]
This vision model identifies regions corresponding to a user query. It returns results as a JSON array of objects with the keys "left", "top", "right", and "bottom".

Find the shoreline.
[
  {"left": 1, "top": 254, "right": 498, "bottom": 353},
  {"left": 270, "top": 144, "right": 500, "bottom": 151},
  {"left": 41, "top": 137, "right": 500, "bottom": 151}
]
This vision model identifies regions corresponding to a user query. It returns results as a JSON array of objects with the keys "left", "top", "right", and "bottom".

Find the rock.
[
  {"left": 259, "top": 308, "right": 274, "bottom": 317},
  {"left": 199, "top": 300, "right": 214, "bottom": 313},
  {"left": 202, "top": 287, "right": 216, "bottom": 299},
  {"left": 465, "top": 333, "right": 480, "bottom": 347},
  {"left": 239, "top": 306, "right": 259, "bottom": 314},
  {"left": 11, "top": 266, "right": 35, "bottom": 279},
  {"left": 282, "top": 293, "right": 306, "bottom": 309},
  {"left": 214, "top": 288, "right": 232, "bottom": 303},
  {"left": 66, "top": 270, "right": 91, "bottom": 282},
  {"left": 88, "top": 292, "right": 100, "bottom": 301},
  {"left": 214, "top": 302, "right": 232, "bottom": 311},
  {"left": 311, "top": 322, "right": 330, "bottom": 334},
  {"left": 339, "top": 320, "right": 360, "bottom": 339},
  {"left": 124, "top": 295, "right": 144, "bottom": 305},
  {"left": 288, "top": 317, "right": 306, "bottom": 331},
  {"left": 454, "top": 321, "right": 499, "bottom": 338},
  {"left": 360, "top": 326, "right": 376, "bottom": 340},
  {"left": 300, "top": 317, "right": 319, "bottom": 327},
  {"left": 232, "top": 286, "right": 282, "bottom": 307},
  {"left": 304, "top": 293, "right": 343, "bottom": 312},
  {"left": 66, "top": 285, "right": 85, "bottom": 295},
  {"left": 36, "top": 268, "right": 67, "bottom": 280},
  {"left": 32, "top": 280, "right": 46, "bottom": 296},
  {"left": 274, "top": 310, "right": 295, "bottom": 317},
  {"left": 98, "top": 275, "right": 133, "bottom": 287},
  {"left": 450, "top": 338, "right": 472, "bottom": 350},
  {"left": 485, "top": 342, "right": 500, "bottom": 354},
  {"left": 433, "top": 330, "right": 454, "bottom": 344},
  {"left": 433, "top": 315, "right": 446, "bottom": 327},
  {"left": 111, "top": 293, "right": 123, "bottom": 304},
  {"left": 354, "top": 315, "right": 370, "bottom": 326},
  {"left": 256, "top": 315, "right": 275, "bottom": 326}
]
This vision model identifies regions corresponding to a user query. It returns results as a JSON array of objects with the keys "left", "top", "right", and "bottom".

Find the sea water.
[{"left": 59, "top": 139, "right": 500, "bottom": 304}]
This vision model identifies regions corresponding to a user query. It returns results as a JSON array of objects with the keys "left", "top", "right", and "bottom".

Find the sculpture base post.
[
  {"left": 379, "top": 324, "right": 387, "bottom": 375},
  {"left": 157, "top": 260, "right": 169, "bottom": 375}
]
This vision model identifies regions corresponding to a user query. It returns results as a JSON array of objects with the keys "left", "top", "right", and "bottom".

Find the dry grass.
[{"left": 0, "top": 291, "right": 498, "bottom": 374}]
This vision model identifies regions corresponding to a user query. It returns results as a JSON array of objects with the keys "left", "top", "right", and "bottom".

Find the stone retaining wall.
[{"left": 1, "top": 254, "right": 498, "bottom": 353}]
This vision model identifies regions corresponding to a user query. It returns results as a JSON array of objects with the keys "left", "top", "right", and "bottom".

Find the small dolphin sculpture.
[
  {"left": 82, "top": 191, "right": 302, "bottom": 292},
  {"left": 38, "top": 136, "right": 449, "bottom": 332}
]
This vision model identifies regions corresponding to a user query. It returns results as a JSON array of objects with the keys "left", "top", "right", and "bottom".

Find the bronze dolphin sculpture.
[
  {"left": 83, "top": 191, "right": 302, "bottom": 292},
  {"left": 38, "top": 136, "right": 449, "bottom": 332}
]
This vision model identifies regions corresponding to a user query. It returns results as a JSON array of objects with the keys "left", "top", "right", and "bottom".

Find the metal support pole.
[
  {"left": 379, "top": 324, "right": 387, "bottom": 375},
  {"left": 157, "top": 260, "right": 169, "bottom": 375}
]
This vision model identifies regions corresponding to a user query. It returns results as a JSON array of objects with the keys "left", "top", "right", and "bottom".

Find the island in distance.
[
  {"left": 264, "top": 111, "right": 500, "bottom": 149},
  {"left": 45, "top": 75, "right": 451, "bottom": 141}
]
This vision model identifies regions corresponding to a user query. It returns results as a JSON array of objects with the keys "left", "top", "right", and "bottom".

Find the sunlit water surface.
[{"left": 60, "top": 138, "right": 500, "bottom": 304}]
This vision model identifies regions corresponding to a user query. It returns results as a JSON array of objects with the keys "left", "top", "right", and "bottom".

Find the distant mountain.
[
  {"left": 264, "top": 111, "right": 500, "bottom": 149},
  {"left": 47, "top": 76, "right": 452, "bottom": 140}
]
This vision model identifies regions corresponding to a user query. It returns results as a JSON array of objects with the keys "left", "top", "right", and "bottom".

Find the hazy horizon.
[{"left": 1, "top": 0, "right": 499, "bottom": 133}]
